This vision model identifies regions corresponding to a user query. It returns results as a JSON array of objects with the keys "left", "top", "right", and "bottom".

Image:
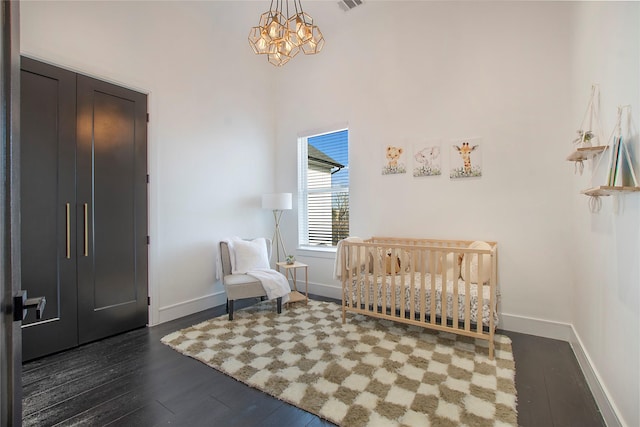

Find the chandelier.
[{"left": 248, "top": 0, "right": 325, "bottom": 67}]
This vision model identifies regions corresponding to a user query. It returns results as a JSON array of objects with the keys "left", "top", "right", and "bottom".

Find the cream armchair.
[{"left": 219, "top": 238, "right": 283, "bottom": 320}]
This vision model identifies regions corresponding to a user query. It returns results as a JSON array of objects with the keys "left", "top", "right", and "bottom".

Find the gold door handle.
[
  {"left": 65, "top": 203, "right": 71, "bottom": 259},
  {"left": 84, "top": 203, "right": 89, "bottom": 256}
]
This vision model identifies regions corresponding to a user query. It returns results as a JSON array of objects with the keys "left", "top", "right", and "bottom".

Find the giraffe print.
[{"left": 454, "top": 142, "right": 478, "bottom": 174}]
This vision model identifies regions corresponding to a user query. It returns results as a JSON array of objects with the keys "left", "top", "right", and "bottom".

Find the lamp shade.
[{"left": 262, "top": 193, "right": 292, "bottom": 210}]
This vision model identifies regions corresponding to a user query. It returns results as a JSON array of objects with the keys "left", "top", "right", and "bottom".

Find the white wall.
[
  {"left": 276, "top": 2, "right": 638, "bottom": 424},
  {"left": 275, "top": 1, "right": 576, "bottom": 327},
  {"left": 569, "top": 3, "right": 640, "bottom": 427},
  {"left": 20, "top": 1, "right": 640, "bottom": 425},
  {"left": 20, "top": 1, "right": 278, "bottom": 324}
]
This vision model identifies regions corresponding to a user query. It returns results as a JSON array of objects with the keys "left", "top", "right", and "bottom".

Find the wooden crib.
[{"left": 340, "top": 237, "right": 498, "bottom": 359}]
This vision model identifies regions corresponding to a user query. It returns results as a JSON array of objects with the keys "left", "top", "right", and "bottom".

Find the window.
[{"left": 298, "top": 128, "right": 349, "bottom": 249}]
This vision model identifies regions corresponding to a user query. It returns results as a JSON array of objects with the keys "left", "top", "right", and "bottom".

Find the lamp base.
[{"left": 272, "top": 209, "right": 287, "bottom": 263}]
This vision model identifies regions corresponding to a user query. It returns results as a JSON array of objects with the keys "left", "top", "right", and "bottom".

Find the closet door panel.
[
  {"left": 20, "top": 57, "right": 78, "bottom": 361},
  {"left": 93, "top": 91, "right": 136, "bottom": 308},
  {"left": 76, "top": 75, "right": 148, "bottom": 344}
]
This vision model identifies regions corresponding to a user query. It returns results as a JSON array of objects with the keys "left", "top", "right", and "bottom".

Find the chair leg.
[
  {"left": 228, "top": 300, "right": 234, "bottom": 321},
  {"left": 276, "top": 297, "right": 282, "bottom": 314},
  {"left": 226, "top": 299, "right": 229, "bottom": 313}
]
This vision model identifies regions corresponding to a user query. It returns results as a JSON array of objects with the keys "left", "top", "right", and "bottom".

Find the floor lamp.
[{"left": 262, "top": 193, "right": 292, "bottom": 263}]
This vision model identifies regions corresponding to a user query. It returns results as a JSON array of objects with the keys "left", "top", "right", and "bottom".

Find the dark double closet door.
[{"left": 20, "top": 57, "right": 148, "bottom": 361}]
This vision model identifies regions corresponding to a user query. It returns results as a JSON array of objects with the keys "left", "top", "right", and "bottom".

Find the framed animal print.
[
  {"left": 382, "top": 144, "right": 407, "bottom": 175},
  {"left": 413, "top": 142, "right": 442, "bottom": 177},
  {"left": 450, "top": 138, "right": 482, "bottom": 179}
]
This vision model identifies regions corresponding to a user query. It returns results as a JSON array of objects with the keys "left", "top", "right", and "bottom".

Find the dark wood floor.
[{"left": 22, "top": 295, "right": 605, "bottom": 426}]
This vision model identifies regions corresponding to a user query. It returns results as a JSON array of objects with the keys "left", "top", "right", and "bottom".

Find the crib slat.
[
  {"left": 404, "top": 251, "right": 409, "bottom": 317},
  {"left": 388, "top": 248, "right": 394, "bottom": 316},
  {"left": 464, "top": 254, "right": 471, "bottom": 331},
  {"left": 353, "top": 245, "right": 357, "bottom": 310},
  {"left": 345, "top": 244, "right": 349, "bottom": 308},
  {"left": 382, "top": 246, "right": 388, "bottom": 316},
  {"left": 441, "top": 253, "right": 447, "bottom": 327},
  {"left": 409, "top": 249, "right": 416, "bottom": 320},
  {"left": 364, "top": 246, "right": 370, "bottom": 313},
  {"left": 344, "top": 245, "right": 349, "bottom": 309},
  {"left": 400, "top": 249, "right": 407, "bottom": 317},
  {"left": 355, "top": 245, "right": 360, "bottom": 309},
  {"left": 453, "top": 251, "right": 460, "bottom": 328},
  {"left": 341, "top": 244, "right": 346, "bottom": 323},
  {"left": 476, "top": 251, "right": 484, "bottom": 334},
  {"left": 373, "top": 248, "right": 379, "bottom": 315},
  {"left": 356, "top": 245, "right": 362, "bottom": 310},
  {"left": 420, "top": 250, "right": 426, "bottom": 323},
  {"left": 430, "top": 251, "right": 437, "bottom": 325},
  {"left": 489, "top": 250, "right": 496, "bottom": 359}
]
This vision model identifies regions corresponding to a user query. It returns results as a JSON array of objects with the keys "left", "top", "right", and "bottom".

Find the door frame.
[{"left": 1, "top": 1, "right": 22, "bottom": 425}]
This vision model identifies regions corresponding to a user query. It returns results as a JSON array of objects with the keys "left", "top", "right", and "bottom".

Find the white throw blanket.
[
  {"left": 333, "top": 236, "right": 364, "bottom": 280},
  {"left": 247, "top": 269, "right": 291, "bottom": 304}
]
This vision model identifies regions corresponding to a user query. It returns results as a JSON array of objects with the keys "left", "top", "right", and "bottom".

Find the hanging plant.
[
  {"left": 568, "top": 85, "right": 605, "bottom": 175},
  {"left": 572, "top": 130, "right": 595, "bottom": 147},
  {"left": 571, "top": 85, "right": 602, "bottom": 149}
]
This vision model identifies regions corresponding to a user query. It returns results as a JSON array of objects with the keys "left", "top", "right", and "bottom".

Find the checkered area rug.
[{"left": 161, "top": 300, "right": 517, "bottom": 427}]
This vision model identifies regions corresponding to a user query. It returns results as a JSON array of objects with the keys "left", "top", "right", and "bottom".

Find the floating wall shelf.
[
  {"left": 568, "top": 90, "right": 638, "bottom": 204},
  {"left": 581, "top": 186, "right": 640, "bottom": 197},
  {"left": 566, "top": 145, "right": 608, "bottom": 162}
]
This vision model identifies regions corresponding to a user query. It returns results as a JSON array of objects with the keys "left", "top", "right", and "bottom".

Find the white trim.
[
  {"left": 499, "top": 312, "right": 573, "bottom": 341},
  {"left": 308, "top": 281, "right": 342, "bottom": 300},
  {"left": 297, "top": 127, "right": 349, "bottom": 249},
  {"left": 156, "top": 291, "right": 226, "bottom": 325},
  {"left": 20, "top": 53, "right": 150, "bottom": 95},
  {"left": 570, "top": 326, "right": 625, "bottom": 427},
  {"left": 297, "top": 122, "right": 349, "bottom": 139},
  {"left": 147, "top": 91, "right": 159, "bottom": 328},
  {"left": 296, "top": 246, "right": 337, "bottom": 260}
]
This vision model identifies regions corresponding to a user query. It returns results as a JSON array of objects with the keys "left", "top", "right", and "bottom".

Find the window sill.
[{"left": 296, "top": 245, "right": 337, "bottom": 260}]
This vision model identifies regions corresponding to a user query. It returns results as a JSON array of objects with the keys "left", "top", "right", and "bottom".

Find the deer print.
[{"left": 454, "top": 142, "right": 478, "bottom": 174}]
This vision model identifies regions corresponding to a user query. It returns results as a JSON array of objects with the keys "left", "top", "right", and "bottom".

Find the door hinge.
[
  {"left": 146, "top": 174, "right": 150, "bottom": 184},
  {"left": 147, "top": 296, "right": 151, "bottom": 306},
  {"left": 146, "top": 113, "right": 149, "bottom": 123},
  {"left": 146, "top": 236, "right": 150, "bottom": 245}
]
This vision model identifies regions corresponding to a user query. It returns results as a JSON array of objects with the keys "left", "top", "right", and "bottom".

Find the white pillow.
[
  {"left": 231, "top": 238, "right": 270, "bottom": 274},
  {"left": 461, "top": 241, "right": 492, "bottom": 284},
  {"left": 225, "top": 236, "right": 242, "bottom": 273}
]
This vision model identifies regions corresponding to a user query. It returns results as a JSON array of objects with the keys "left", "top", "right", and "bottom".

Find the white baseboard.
[
  {"left": 570, "top": 326, "right": 624, "bottom": 427},
  {"left": 157, "top": 291, "right": 226, "bottom": 325},
  {"left": 157, "top": 282, "right": 339, "bottom": 326},
  {"left": 500, "top": 312, "right": 623, "bottom": 427},
  {"left": 308, "top": 281, "right": 342, "bottom": 300},
  {"left": 499, "top": 312, "right": 573, "bottom": 341}
]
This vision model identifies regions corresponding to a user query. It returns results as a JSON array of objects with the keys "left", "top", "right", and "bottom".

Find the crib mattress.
[{"left": 347, "top": 272, "right": 498, "bottom": 327}]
